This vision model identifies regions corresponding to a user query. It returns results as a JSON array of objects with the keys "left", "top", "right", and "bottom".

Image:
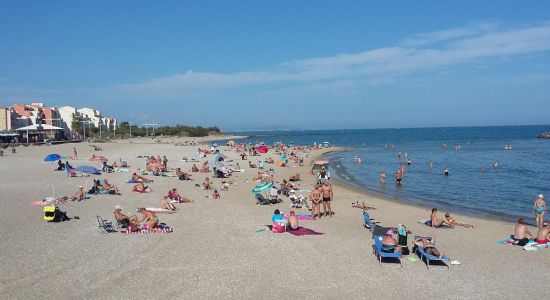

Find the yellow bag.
[{"left": 43, "top": 205, "right": 56, "bottom": 222}]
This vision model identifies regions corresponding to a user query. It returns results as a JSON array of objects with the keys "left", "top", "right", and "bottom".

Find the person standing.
[
  {"left": 395, "top": 170, "right": 402, "bottom": 185},
  {"left": 380, "top": 171, "right": 386, "bottom": 184},
  {"left": 310, "top": 186, "right": 322, "bottom": 220},
  {"left": 163, "top": 155, "right": 168, "bottom": 170},
  {"left": 321, "top": 181, "right": 334, "bottom": 217},
  {"left": 533, "top": 194, "right": 547, "bottom": 227},
  {"left": 73, "top": 147, "right": 78, "bottom": 159}
]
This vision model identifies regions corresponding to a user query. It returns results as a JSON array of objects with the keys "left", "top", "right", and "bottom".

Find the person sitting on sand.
[
  {"left": 253, "top": 172, "right": 263, "bottom": 181},
  {"left": 200, "top": 161, "right": 210, "bottom": 173},
  {"left": 57, "top": 159, "right": 64, "bottom": 171},
  {"left": 289, "top": 173, "right": 300, "bottom": 182},
  {"left": 160, "top": 196, "right": 176, "bottom": 211},
  {"left": 69, "top": 186, "right": 85, "bottom": 201},
  {"left": 114, "top": 205, "right": 132, "bottom": 228},
  {"left": 212, "top": 189, "right": 220, "bottom": 199},
  {"left": 430, "top": 208, "right": 453, "bottom": 228},
  {"left": 513, "top": 217, "right": 533, "bottom": 246},
  {"left": 191, "top": 164, "right": 199, "bottom": 172},
  {"left": 133, "top": 182, "right": 151, "bottom": 193},
  {"left": 248, "top": 161, "right": 257, "bottom": 168},
  {"left": 202, "top": 177, "right": 211, "bottom": 190},
  {"left": 131, "top": 172, "right": 152, "bottom": 183},
  {"left": 287, "top": 210, "right": 300, "bottom": 230},
  {"left": 136, "top": 207, "right": 159, "bottom": 231},
  {"left": 381, "top": 230, "right": 401, "bottom": 253},
  {"left": 103, "top": 179, "right": 119, "bottom": 194},
  {"left": 444, "top": 213, "right": 475, "bottom": 228},
  {"left": 176, "top": 168, "right": 192, "bottom": 180},
  {"left": 168, "top": 188, "right": 192, "bottom": 203},
  {"left": 412, "top": 236, "right": 444, "bottom": 258},
  {"left": 535, "top": 224, "right": 550, "bottom": 245}
]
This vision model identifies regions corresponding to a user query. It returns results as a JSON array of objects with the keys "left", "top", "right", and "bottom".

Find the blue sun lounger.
[
  {"left": 372, "top": 235, "right": 402, "bottom": 267},
  {"left": 415, "top": 245, "right": 450, "bottom": 269}
]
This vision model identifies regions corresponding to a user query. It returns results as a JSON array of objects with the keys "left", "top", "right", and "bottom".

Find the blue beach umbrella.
[
  {"left": 44, "top": 154, "right": 62, "bottom": 162},
  {"left": 251, "top": 181, "right": 273, "bottom": 194},
  {"left": 74, "top": 165, "right": 101, "bottom": 174}
]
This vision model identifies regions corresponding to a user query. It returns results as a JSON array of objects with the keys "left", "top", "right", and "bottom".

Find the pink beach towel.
[{"left": 287, "top": 227, "right": 324, "bottom": 236}]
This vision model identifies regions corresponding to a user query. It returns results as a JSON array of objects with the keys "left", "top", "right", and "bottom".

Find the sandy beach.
[{"left": 1, "top": 137, "right": 549, "bottom": 299}]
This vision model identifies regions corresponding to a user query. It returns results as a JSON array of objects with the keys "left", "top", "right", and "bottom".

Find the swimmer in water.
[
  {"left": 444, "top": 167, "right": 449, "bottom": 176},
  {"left": 407, "top": 159, "right": 411, "bottom": 166},
  {"left": 380, "top": 171, "right": 386, "bottom": 184},
  {"left": 481, "top": 167, "right": 487, "bottom": 173},
  {"left": 493, "top": 161, "right": 498, "bottom": 168},
  {"left": 429, "top": 160, "right": 433, "bottom": 170}
]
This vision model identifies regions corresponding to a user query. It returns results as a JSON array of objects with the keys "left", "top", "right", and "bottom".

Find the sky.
[{"left": 1, "top": 1, "right": 550, "bottom": 131}]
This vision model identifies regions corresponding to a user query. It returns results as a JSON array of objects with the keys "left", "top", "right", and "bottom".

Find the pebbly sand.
[{"left": 1, "top": 137, "right": 549, "bottom": 299}]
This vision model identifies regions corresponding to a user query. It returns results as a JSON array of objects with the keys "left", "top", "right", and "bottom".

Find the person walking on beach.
[
  {"left": 310, "top": 187, "right": 322, "bottom": 220},
  {"left": 73, "top": 147, "right": 78, "bottom": 159},
  {"left": 163, "top": 155, "right": 168, "bottom": 170},
  {"left": 533, "top": 194, "right": 546, "bottom": 227},
  {"left": 321, "top": 181, "right": 334, "bottom": 217}
]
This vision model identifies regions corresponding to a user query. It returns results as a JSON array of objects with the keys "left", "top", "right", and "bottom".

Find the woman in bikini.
[
  {"left": 430, "top": 208, "right": 453, "bottom": 228},
  {"left": 137, "top": 208, "right": 159, "bottom": 231},
  {"left": 444, "top": 213, "right": 475, "bottom": 228}
]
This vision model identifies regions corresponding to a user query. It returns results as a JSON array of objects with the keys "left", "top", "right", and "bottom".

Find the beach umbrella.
[
  {"left": 44, "top": 154, "right": 62, "bottom": 162},
  {"left": 75, "top": 165, "right": 101, "bottom": 174},
  {"left": 251, "top": 181, "right": 273, "bottom": 194},
  {"left": 89, "top": 156, "right": 108, "bottom": 162}
]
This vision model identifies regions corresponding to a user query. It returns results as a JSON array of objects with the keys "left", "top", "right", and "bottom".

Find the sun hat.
[
  {"left": 115, "top": 205, "right": 121, "bottom": 210},
  {"left": 538, "top": 194, "right": 544, "bottom": 198},
  {"left": 386, "top": 229, "right": 393, "bottom": 235}
]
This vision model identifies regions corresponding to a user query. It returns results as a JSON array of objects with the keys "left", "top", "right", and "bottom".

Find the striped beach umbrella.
[{"left": 251, "top": 181, "right": 273, "bottom": 194}]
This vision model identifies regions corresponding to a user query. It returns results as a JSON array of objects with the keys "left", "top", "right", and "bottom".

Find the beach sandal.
[{"left": 450, "top": 260, "right": 461, "bottom": 265}]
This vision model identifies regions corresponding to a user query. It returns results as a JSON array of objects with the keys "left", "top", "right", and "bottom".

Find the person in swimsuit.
[
  {"left": 310, "top": 186, "right": 322, "bottom": 220},
  {"left": 137, "top": 207, "right": 159, "bottom": 231},
  {"left": 444, "top": 213, "right": 475, "bottom": 228},
  {"left": 381, "top": 230, "right": 401, "bottom": 253},
  {"left": 287, "top": 210, "right": 300, "bottom": 230},
  {"left": 69, "top": 186, "right": 85, "bottom": 201},
  {"left": 160, "top": 196, "right": 176, "bottom": 211},
  {"left": 444, "top": 167, "right": 449, "bottom": 176},
  {"left": 321, "top": 181, "right": 333, "bottom": 217},
  {"left": 535, "top": 224, "right": 550, "bottom": 245},
  {"left": 412, "top": 236, "right": 444, "bottom": 258},
  {"left": 533, "top": 194, "right": 546, "bottom": 227},
  {"left": 395, "top": 170, "right": 402, "bottom": 185},
  {"left": 430, "top": 208, "right": 453, "bottom": 228},
  {"left": 114, "top": 205, "right": 133, "bottom": 228},
  {"left": 513, "top": 218, "right": 533, "bottom": 246},
  {"left": 380, "top": 171, "right": 386, "bottom": 184}
]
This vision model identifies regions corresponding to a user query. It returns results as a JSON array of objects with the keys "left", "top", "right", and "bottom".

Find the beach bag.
[{"left": 397, "top": 224, "right": 408, "bottom": 246}]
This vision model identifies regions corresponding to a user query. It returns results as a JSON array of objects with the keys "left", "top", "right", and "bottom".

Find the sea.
[{"left": 223, "top": 125, "right": 550, "bottom": 222}]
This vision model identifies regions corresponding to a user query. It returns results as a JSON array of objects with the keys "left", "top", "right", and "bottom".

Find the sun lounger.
[
  {"left": 255, "top": 194, "right": 270, "bottom": 205},
  {"left": 372, "top": 235, "right": 402, "bottom": 267},
  {"left": 97, "top": 216, "right": 116, "bottom": 233},
  {"left": 414, "top": 244, "right": 450, "bottom": 269}
]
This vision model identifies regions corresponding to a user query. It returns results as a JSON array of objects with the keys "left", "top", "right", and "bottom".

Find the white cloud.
[{"left": 111, "top": 22, "right": 550, "bottom": 96}]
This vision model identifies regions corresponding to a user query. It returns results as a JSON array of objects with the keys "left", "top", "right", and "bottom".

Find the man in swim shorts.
[
  {"left": 310, "top": 186, "right": 322, "bottom": 220},
  {"left": 381, "top": 230, "right": 401, "bottom": 253},
  {"left": 535, "top": 224, "right": 550, "bottom": 245},
  {"left": 412, "top": 236, "right": 444, "bottom": 258},
  {"left": 321, "top": 181, "right": 333, "bottom": 217},
  {"left": 513, "top": 218, "right": 533, "bottom": 246}
]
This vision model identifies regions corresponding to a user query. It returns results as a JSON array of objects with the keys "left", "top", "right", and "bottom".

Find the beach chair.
[
  {"left": 414, "top": 243, "right": 450, "bottom": 269},
  {"left": 255, "top": 194, "right": 271, "bottom": 205},
  {"left": 97, "top": 216, "right": 116, "bottom": 233},
  {"left": 269, "top": 189, "right": 281, "bottom": 204},
  {"left": 372, "top": 235, "right": 402, "bottom": 267}
]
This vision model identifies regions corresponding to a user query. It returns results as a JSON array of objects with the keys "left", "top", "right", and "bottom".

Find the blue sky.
[{"left": 1, "top": 1, "right": 550, "bottom": 131}]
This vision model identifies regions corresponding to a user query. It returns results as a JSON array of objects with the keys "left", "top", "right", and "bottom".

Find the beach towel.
[
  {"left": 418, "top": 219, "right": 451, "bottom": 229},
  {"left": 132, "top": 188, "right": 151, "bottom": 193},
  {"left": 120, "top": 227, "right": 173, "bottom": 234},
  {"left": 283, "top": 214, "right": 314, "bottom": 221},
  {"left": 127, "top": 179, "right": 139, "bottom": 183},
  {"left": 497, "top": 238, "right": 550, "bottom": 248},
  {"left": 114, "top": 168, "right": 130, "bottom": 172},
  {"left": 145, "top": 207, "right": 176, "bottom": 214},
  {"left": 287, "top": 227, "right": 324, "bottom": 236}
]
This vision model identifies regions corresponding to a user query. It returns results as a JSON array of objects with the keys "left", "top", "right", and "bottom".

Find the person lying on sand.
[
  {"left": 412, "top": 236, "right": 444, "bottom": 258},
  {"left": 430, "top": 208, "right": 453, "bottom": 228},
  {"left": 289, "top": 173, "right": 300, "bottom": 181},
  {"left": 176, "top": 168, "right": 192, "bottom": 180},
  {"left": 352, "top": 201, "right": 376, "bottom": 210},
  {"left": 168, "top": 188, "right": 192, "bottom": 203},
  {"left": 133, "top": 182, "right": 151, "bottom": 193},
  {"left": 69, "top": 186, "right": 85, "bottom": 201},
  {"left": 253, "top": 172, "right": 263, "bottom": 181},
  {"left": 131, "top": 172, "right": 152, "bottom": 183},
  {"left": 160, "top": 196, "right": 176, "bottom": 211},
  {"left": 444, "top": 213, "right": 475, "bottom": 228},
  {"left": 102, "top": 179, "right": 120, "bottom": 194},
  {"left": 535, "top": 224, "right": 550, "bottom": 245},
  {"left": 381, "top": 230, "right": 401, "bottom": 253}
]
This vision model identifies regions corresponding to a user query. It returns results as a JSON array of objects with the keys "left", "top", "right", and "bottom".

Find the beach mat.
[
  {"left": 287, "top": 227, "right": 324, "bottom": 236},
  {"left": 120, "top": 227, "right": 173, "bottom": 234},
  {"left": 497, "top": 238, "right": 549, "bottom": 248}
]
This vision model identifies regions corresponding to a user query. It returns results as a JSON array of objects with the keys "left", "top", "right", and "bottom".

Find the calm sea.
[{"left": 225, "top": 126, "right": 550, "bottom": 221}]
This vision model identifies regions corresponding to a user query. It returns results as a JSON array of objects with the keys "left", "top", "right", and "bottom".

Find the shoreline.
[{"left": 319, "top": 147, "right": 522, "bottom": 226}]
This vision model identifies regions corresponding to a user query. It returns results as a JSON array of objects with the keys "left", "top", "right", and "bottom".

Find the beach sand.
[{"left": 1, "top": 137, "right": 548, "bottom": 299}]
